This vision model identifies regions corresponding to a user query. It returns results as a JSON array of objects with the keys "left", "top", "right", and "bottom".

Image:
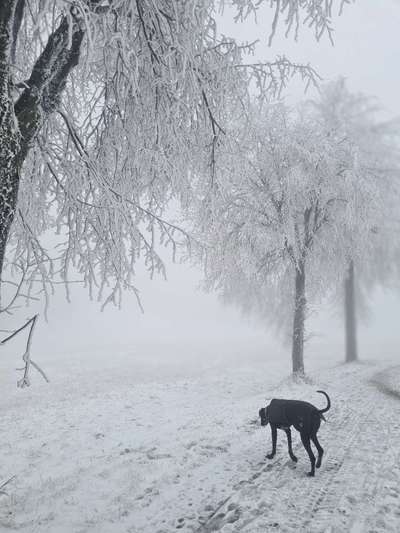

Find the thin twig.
[{"left": 0, "top": 315, "right": 49, "bottom": 387}]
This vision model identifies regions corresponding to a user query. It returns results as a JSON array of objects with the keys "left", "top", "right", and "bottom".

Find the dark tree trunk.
[
  {"left": 291, "top": 261, "right": 306, "bottom": 375},
  {"left": 344, "top": 260, "right": 358, "bottom": 362},
  {"left": 0, "top": 0, "right": 21, "bottom": 278},
  {"left": 0, "top": 3, "right": 84, "bottom": 284},
  {"left": 0, "top": 142, "right": 20, "bottom": 277}
]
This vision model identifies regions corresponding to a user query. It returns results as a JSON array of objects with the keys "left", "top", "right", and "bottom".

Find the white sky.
[
  {"left": 220, "top": 0, "right": 400, "bottom": 118},
  {"left": 5, "top": 1, "right": 399, "bottom": 378}
]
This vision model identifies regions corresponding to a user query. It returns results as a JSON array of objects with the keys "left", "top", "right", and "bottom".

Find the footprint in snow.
[
  {"left": 146, "top": 450, "right": 173, "bottom": 460},
  {"left": 120, "top": 448, "right": 133, "bottom": 455},
  {"left": 176, "top": 517, "right": 185, "bottom": 529},
  {"left": 203, "top": 503, "right": 241, "bottom": 531}
]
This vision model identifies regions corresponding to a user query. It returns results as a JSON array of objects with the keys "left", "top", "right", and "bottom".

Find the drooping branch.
[
  {"left": 0, "top": 261, "right": 34, "bottom": 316},
  {"left": 0, "top": 314, "right": 49, "bottom": 387}
]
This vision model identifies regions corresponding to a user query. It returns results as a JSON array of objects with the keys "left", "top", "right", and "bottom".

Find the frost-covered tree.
[
  {"left": 311, "top": 79, "right": 400, "bottom": 363},
  {"left": 191, "top": 101, "right": 377, "bottom": 375},
  {"left": 0, "top": 0, "right": 336, "bottom": 309},
  {"left": 0, "top": 0, "right": 349, "bottom": 384}
]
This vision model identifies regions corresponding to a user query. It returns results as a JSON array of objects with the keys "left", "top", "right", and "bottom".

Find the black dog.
[{"left": 258, "top": 390, "right": 330, "bottom": 477}]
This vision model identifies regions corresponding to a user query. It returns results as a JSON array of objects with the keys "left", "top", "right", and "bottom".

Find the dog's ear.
[{"left": 258, "top": 407, "right": 269, "bottom": 426}]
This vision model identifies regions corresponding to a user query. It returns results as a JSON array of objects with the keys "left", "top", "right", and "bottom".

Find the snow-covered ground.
[
  {"left": 372, "top": 366, "right": 400, "bottom": 400},
  {"left": 0, "top": 345, "right": 400, "bottom": 532}
]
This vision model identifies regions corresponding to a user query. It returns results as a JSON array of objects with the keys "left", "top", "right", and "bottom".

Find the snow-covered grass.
[{"left": 0, "top": 344, "right": 399, "bottom": 532}]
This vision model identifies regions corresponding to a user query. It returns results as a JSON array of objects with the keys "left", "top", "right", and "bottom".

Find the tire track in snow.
[
  {"left": 195, "top": 364, "right": 400, "bottom": 533},
  {"left": 298, "top": 393, "right": 377, "bottom": 531},
  {"left": 300, "top": 377, "right": 400, "bottom": 533}
]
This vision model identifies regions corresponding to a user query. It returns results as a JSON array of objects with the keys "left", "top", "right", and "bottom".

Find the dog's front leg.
[
  {"left": 285, "top": 429, "right": 298, "bottom": 462},
  {"left": 267, "top": 425, "right": 277, "bottom": 459}
]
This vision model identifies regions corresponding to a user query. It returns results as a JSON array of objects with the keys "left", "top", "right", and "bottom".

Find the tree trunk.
[
  {"left": 291, "top": 261, "right": 306, "bottom": 375},
  {"left": 0, "top": 4, "right": 84, "bottom": 284},
  {"left": 0, "top": 0, "right": 21, "bottom": 280},
  {"left": 0, "top": 145, "right": 20, "bottom": 277},
  {"left": 344, "top": 260, "right": 358, "bottom": 362}
]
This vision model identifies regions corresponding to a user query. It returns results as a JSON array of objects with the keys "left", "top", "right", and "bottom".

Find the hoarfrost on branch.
[{"left": 0, "top": 0, "right": 332, "bottom": 312}]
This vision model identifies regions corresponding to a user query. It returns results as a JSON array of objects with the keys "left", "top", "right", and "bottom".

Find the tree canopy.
[{"left": 0, "top": 0, "right": 336, "bottom": 312}]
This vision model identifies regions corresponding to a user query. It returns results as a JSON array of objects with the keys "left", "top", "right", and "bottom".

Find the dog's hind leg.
[
  {"left": 267, "top": 425, "right": 277, "bottom": 459},
  {"left": 311, "top": 433, "right": 324, "bottom": 468},
  {"left": 285, "top": 429, "right": 298, "bottom": 462},
  {"left": 300, "top": 432, "right": 316, "bottom": 477}
]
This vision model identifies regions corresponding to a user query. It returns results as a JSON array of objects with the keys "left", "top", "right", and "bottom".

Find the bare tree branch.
[{"left": 0, "top": 314, "right": 49, "bottom": 387}]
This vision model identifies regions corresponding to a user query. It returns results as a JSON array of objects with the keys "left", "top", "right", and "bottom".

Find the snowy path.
[
  {"left": 0, "top": 359, "right": 400, "bottom": 532},
  {"left": 196, "top": 364, "right": 400, "bottom": 533}
]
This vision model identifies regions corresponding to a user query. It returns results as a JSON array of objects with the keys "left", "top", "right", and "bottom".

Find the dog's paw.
[
  {"left": 290, "top": 455, "right": 298, "bottom": 463},
  {"left": 307, "top": 471, "right": 315, "bottom": 477},
  {"left": 266, "top": 453, "right": 275, "bottom": 460},
  {"left": 316, "top": 461, "right": 322, "bottom": 469}
]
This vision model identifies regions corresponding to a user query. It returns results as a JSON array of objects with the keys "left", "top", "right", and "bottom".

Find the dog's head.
[{"left": 259, "top": 406, "right": 269, "bottom": 426}]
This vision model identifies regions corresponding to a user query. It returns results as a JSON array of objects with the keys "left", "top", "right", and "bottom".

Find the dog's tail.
[{"left": 316, "top": 390, "right": 331, "bottom": 415}]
